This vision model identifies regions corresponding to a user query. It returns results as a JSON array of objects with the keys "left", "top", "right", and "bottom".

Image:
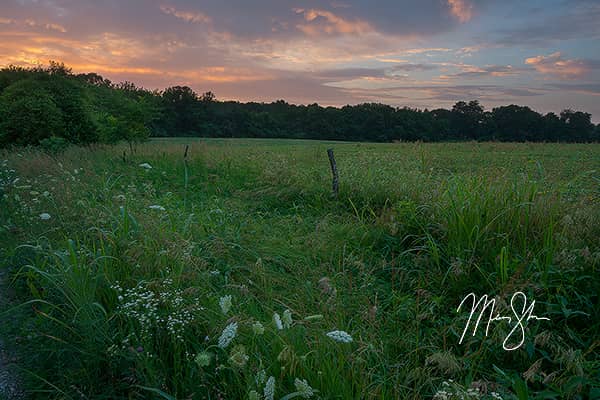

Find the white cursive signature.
[{"left": 457, "top": 291, "right": 550, "bottom": 351}]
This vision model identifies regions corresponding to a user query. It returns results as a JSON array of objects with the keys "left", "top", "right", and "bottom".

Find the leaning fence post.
[{"left": 327, "top": 148, "right": 339, "bottom": 197}]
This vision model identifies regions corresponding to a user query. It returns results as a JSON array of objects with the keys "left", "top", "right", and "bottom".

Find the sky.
[{"left": 1, "top": 0, "right": 600, "bottom": 120}]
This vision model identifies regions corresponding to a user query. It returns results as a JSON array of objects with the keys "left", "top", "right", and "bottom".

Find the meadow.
[{"left": 0, "top": 139, "right": 599, "bottom": 399}]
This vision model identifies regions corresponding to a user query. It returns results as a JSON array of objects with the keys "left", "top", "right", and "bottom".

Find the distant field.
[{"left": 1, "top": 139, "right": 599, "bottom": 399}]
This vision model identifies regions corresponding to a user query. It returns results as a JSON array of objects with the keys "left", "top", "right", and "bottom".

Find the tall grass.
[{"left": 0, "top": 140, "right": 598, "bottom": 399}]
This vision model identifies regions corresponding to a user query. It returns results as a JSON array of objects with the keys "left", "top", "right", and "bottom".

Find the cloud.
[
  {"left": 0, "top": 16, "right": 67, "bottom": 32},
  {"left": 0, "top": 0, "right": 598, "bottom": 120},
  {"left": 525, "top": 52, "right": 592, "bottom": 79},
  {"left": 548, "top": 83, "right": 600, "bottom": 96},
  {"left": 494, "top": 1, "right": 600, "bottom": 46},
  {"left": 293, "top": 8, "right": 373, "bottom": 36},
  {"left": 388, "top": 63, "right": 438, "bottom": 72},
  {"left": 447, "top": 0, "right": 473, "bottom": 23},
  {"left": 159, "top": 5, "right": 211, "bottom": 24},
  {"left": 315, "top": 67, "right": 387, "bottom": 80},
  {"left": 442, "top": 64, "right": 522, "bottom": 79}
]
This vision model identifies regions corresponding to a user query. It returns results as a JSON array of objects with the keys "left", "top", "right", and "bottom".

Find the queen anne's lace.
[
  {"left": 264, "top": 376, "right": 275, "bottom": 400},
  {"left": 218, "top": 322, "right": 238, "bottom": 348},
  {"left": 326, "top": 330, "right": 353, "bottom": 343}
]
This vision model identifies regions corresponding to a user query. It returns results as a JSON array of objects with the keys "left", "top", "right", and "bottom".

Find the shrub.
[
  {"left": 0, "top": 78, "right": 65, "bottom": 146},
  {"left": 39, "top": 136, "right": 70, "bottom": 154}
]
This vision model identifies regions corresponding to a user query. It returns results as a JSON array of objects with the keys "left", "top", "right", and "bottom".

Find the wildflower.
[
  {"left": 195, "top": 351, "right": 212, "bottom": 367},
  {"left": 282, "top": 309, "right": 293, "bottom": 328},
  {"left": 326, "top": 330, "right": 353, "bottom": 343},
  {"left": 294, "top": 378, "right": 315, "bottom": 398},
  {"left": 219, "top": 295, "right": 232, "bottom": 315},
  {"left": 218, "top": 322, "right": 238, "bottom": 348},
  {"left": 139, "top": 163, "right": 152, "bottom": 169},
  {"left": 39, "top": 213, "right": 51, "bottom": 220},
  {"left": 252, "top": 321, "right": 265, "bottom": 335},
  {"left": 228, "top": 345, "right": 249, "bottom": 368},
  {"left": 273, "top": 313, "right": 283, "bottom": 330},
  {"left": 248, "top": 390, "right": 261, "bottom": 400},
  {"left": 263, "top": 376, "right": 275, "bottom": 400},
  {"left": 256, "top": 370, "right": 266, "bottom": 385},
  {"left": 148, "top": 205, "right": 166, "bottom": 211}
]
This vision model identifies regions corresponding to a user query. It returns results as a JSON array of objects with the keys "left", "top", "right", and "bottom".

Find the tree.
[
  {"left": 451, "top": 100, "right": 485, "bottom": 139},
  {"left": 560, "top": 109, "right": 594, "bottom": 141},
  {"left": 491, "top": 105, "right": 543, "bottom": 141},
  {"left": 0, "top": 79, "right": 64, "bottom": 146},
  {"left": 161, "top": 86, "right": 203, "bottom": 136}
]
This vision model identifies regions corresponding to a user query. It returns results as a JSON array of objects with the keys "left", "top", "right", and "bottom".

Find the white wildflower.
[
  {"left": 194, "top": 351, "right": 212, "bottom": 367},
  {"left": 252, "top": 321, "right": 265, "bottom": 335},
  {"left": 139, "top": 163, "right": 152, "bottom": 169},
  {"left": 256, "top": 370, "right": 266, "bottom": 385},
  {"left": 326, "top": 330, "right": 353, "bottom": 343},
  {"left": 219, "top": 295, "right": 232, "bottom": 315},
  {"left": 218, "top": 322, "right": 238, "bottom": 348},
  {"left": 248, "top": 390, "right": 261, "bottom": 400},
  {"left": 273, "top": 313, "right": 283, "bottom": 330},
  {"left": 282, "top": 309, "right": 293, "bottom": 328},
  {"left": 294, "top": 378, "right": 315, "bottom": 398},
  {"left": 263, "top": 376, "right": 275, "bottom": 400},
  {"left": 39, "top": 213, "right": 51, "bottom": 220},
  {"left": 148, "top": 205, "right": 165, "bottom": 211},
  {"left": 228, "top": 345, "right": 249, "bottom": 368}
]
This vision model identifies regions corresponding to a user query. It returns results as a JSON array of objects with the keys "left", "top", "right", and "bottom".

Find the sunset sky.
[{"left": 1, "top": 0, "right": 599, "bottom": 119}]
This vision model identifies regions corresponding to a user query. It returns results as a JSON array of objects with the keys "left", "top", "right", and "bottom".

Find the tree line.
[{"left": 1, "top": 62, "right": 598, "bottom": 148}]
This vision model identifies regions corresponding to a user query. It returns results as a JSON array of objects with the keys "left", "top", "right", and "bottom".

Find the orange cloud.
[
  {"left": 160, "top": 5, "right": 211, "bottom": 24},
  {"left": 294, "top": 8, "right": 373, "bottom": 36},
  {"left": 0, "top": 17, "right": 67, "bottom": 32},
  {"left": 448, "top": 0, "right": 473, "bottom": 23},
  {"left": 525, "top": 52, "right": 589, "bottom": 79}
]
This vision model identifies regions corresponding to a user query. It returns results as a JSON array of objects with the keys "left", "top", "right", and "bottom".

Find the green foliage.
[
  {"left": 39, "top": 136, "right": 70, "bottom": 154},
  {"left": 0, "top": 78, "right": 65, "bottom": 146},
  {"left": 0, "top": 62, "right": 155, "bottom": 147},
  {"left": 1, "top": 62, "right": 598, "bottom": 147},
  {"left": 1, "top": 140, "right": 598, "bottom": 399}
]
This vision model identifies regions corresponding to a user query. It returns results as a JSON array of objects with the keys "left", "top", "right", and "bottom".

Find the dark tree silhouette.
[{"left": 0, "top": 62, "right": 598, "bottom": 147}]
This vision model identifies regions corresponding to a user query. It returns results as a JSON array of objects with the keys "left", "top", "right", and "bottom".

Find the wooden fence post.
[
  {"left": 183, "top": 144, "right": 189, "bottom": 208},
  {"left": 327, "top": 148, "right": 339, "bottom": 197}
]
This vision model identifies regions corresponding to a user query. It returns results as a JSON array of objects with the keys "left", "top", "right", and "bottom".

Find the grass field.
[{"left": 1, "top": 139, "right": 599, "bottom": 399}]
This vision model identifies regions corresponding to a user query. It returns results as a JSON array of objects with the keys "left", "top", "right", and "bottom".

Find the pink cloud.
[
  {"left": 293, "top": 8, "right": 373, "bottom": 36},
  {"left": 525, "top": 52, "right": 590, "bottom": 79},
  {"left": 447, "top": 0, "right": 473, "bottom": 23},
  {"left": 160, "top": 5, "right": 211, "bottom": 24}
]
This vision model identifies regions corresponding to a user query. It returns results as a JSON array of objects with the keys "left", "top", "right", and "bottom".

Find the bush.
[
  {"left": 39, "top": 136, "right": 70, "bottom": 154},
  {"left": 0, "top": 79, "right": 65, "bottom": 146}
]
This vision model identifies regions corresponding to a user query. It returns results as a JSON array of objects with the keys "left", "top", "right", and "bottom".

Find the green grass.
[{"left": 1, "top": 139, "right": 599, "bottom": 399}]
